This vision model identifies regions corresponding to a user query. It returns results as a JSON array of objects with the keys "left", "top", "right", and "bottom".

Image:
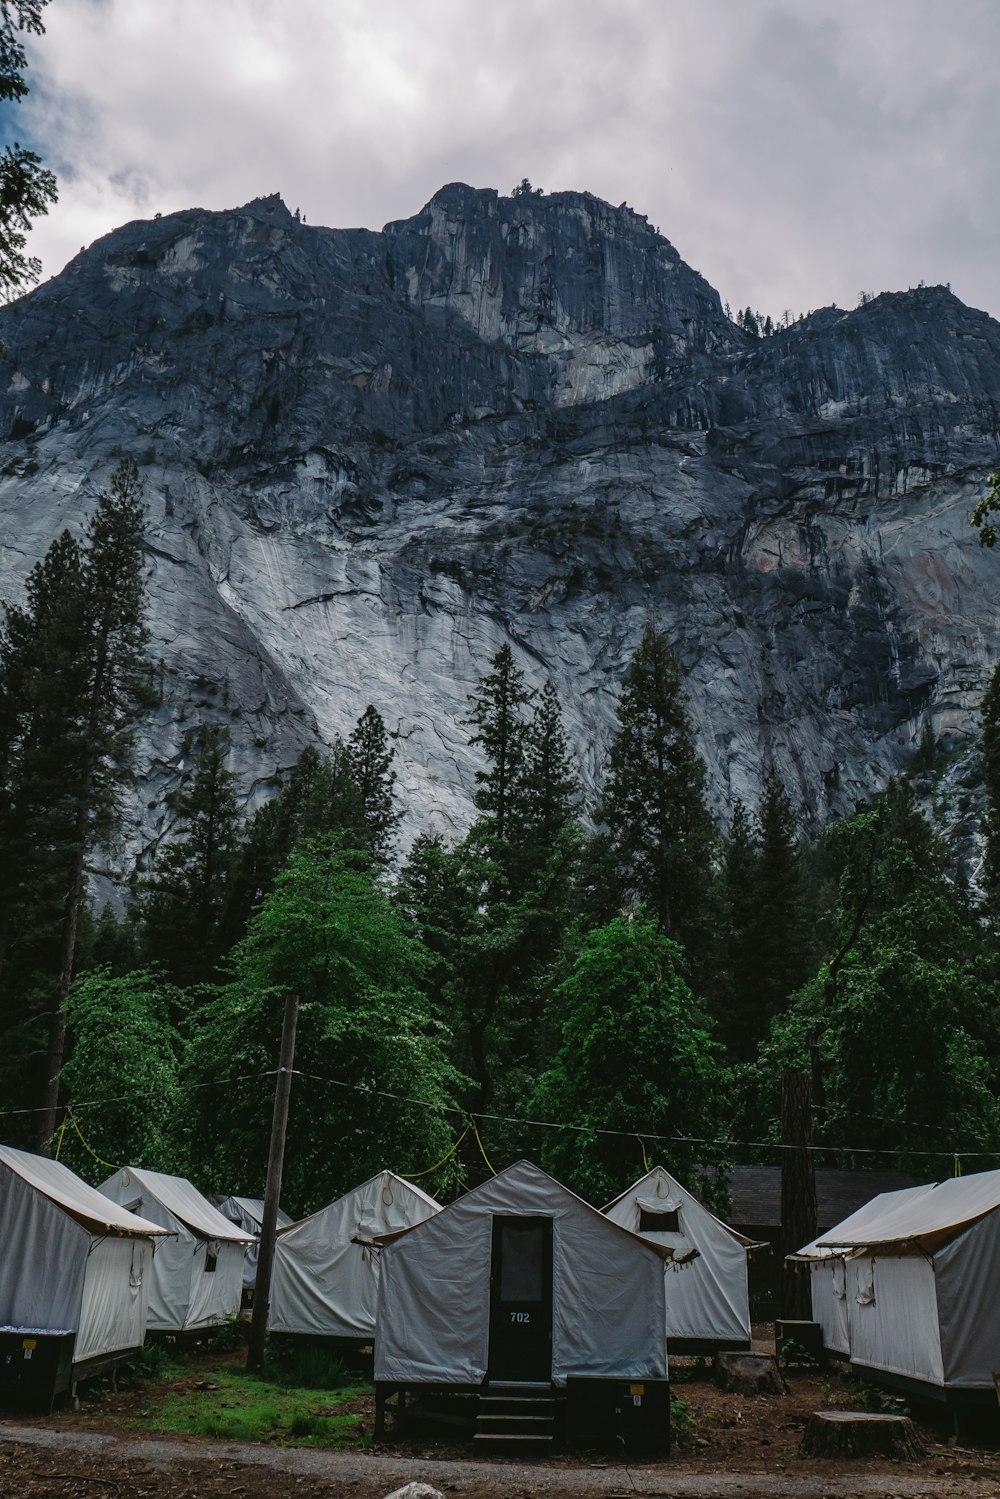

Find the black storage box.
[
  {"left": 775, "top": 1318, "right": 824, "bottom": 1362},
  {"left": 0, "top": 1326, "right": 75, "bottom": 1410},
  {"left": 565, "top": 1376, "right": 670, "bottom": 1453}
]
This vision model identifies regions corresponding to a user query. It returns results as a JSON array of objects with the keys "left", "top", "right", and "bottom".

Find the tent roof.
[
  {"left": 215, "top": 1195, "right": 293, "bottom": 1231},
  {"left": 279, "top": 1170, "right": 439, "bottom": 1239},
  {"left": 791, "top": 1185, "right": 931, "bottom": 1261},
  {"left": 815, "top": 1169, "right": 1000, "bottom": 1253},
  {"left": 603, "top": 1165, "right": 756, "bottom": 1248},
  {"left": 380, "top": 1160, "right": 679, "bottom": 1263},
  {"left": 0, "top": 1144, "right": 168, "bottom": 1239},
  {"left": 121, "top": 1167, "right": 253, "bottom": 1243}
]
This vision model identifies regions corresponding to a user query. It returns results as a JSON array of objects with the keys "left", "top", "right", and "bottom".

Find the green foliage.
[
  {"left": 0, "top": 459, "right": 156, "bottom": 1138},
  {"left": 182, "top": 836, "right": 461, "bottom": 1208},
  {"left": 971, "top": 470, "right": 1000, "bottom": 548},
  {"left": 267, "top": 1343, "right": 362, "bottom": 1390},
  {"left": 224, "top": 739, "right": 366, "bottom": 941},
  {"left": 599, "top": 620, "right": 716, "bottom": 959},
  {"left": 347, "top": 704, "right": 399, "bottom": 863},
  {"left": 0, "top": 2, "right": 57, "bottom": 298},
  {"left": 534, "top": 913, "right": 726, "bottom": 1202},
  {"left": 140, "top": 722, "right": 244, "bottom": 985},
  {"left": 145, "top": 1361, "right": 368, "bottom": 1446},
  {"left": 60, "top": 966, "right": 184, "bottom": 1178},
  {"left": 742, "top": 782, "right": 1000, "bottom": 1167},
  {"left": 669, "top": 1394, "right": 697, "bottom": 1444}
]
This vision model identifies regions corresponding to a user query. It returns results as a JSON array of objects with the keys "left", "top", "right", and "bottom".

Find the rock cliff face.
[{"left": 1, "top": 183, "right": 999, "bottom": 878}]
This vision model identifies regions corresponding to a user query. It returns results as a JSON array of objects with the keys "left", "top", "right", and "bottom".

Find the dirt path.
[{"left": 3, "top": 1423, "right": 1000, "bottom": 1499}]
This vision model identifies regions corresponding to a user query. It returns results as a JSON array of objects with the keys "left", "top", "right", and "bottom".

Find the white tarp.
[
  {"left": 0, "top": 1144, "right": 165, "bottom": 1367},
  {"left": 817, "top": 1169, "right": 1000, "bottom": 1251},
  {"left": 375, "top": 1160, "right": 670, "bottom": 1388},
  {"left": 99, "top": 1166, "right": 251, "bottom": 1332},
  {"left": 270, "top": 1172, "right": 439, "bottom": 1339},
  {"left": 603, "top": 1166, "right": 752, "bottom": 1347},
  {"left": 214, "top": 1195, "right": 294, "bottom": 1290},
  {"left": 793, "top": 1169, "right": 1000, "bottom": 1390},
  {"left": 845, "top": 1250, "right": 944, "bottom": 1385}
]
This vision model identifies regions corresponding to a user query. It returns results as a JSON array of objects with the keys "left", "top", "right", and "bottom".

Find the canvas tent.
[
  {"left": 269, "top": 1171, "right": 440, "bottom": 1340},
  {"left": 0, "top": 1144, "right": 168, "bottom": 1373},
  {"left": 99, "top": 1167, "right": 252, "bottom": 1332},
  {"left": 375, "top": 1159, "right": 674, "bottom": 1390},
  {"left": 792, "top": 1168, "right": 1000, "bottom": 1397},
  {"left": 213, "top": 1195, "right": 293, "bottom": 1292},
  {"left": 603, "top": 1165, "right": 753, "bottom": 1351}
]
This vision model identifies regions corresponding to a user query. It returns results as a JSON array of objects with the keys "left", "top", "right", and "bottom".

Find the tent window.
[
  {"left": 499, "top": 1220, "right": 545, "bottom": 1301},
  {"left": 639, "top": 1207, "right": 680, "bottom": 1233},
  {"left": 205, "top": 1250, "right": 218, "bottom": 1273}
]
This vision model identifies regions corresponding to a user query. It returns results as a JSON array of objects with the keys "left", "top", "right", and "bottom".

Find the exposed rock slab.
[{"left": 1, "top": 184, "right": 999, "bottom": 888}]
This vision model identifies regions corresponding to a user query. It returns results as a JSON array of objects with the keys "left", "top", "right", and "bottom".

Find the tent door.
[{"left": 488, "top": 1216, "right": 552, "bottom": 1381}]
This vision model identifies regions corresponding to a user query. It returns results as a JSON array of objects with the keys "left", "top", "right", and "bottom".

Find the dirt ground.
[{"left": 1, "top": 1347, "right": 998, "bottom": 1499}]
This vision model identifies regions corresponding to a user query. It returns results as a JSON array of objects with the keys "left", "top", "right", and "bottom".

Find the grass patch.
[{"left": 137, "top": 1361, "right": 370, "bottom": 1448}]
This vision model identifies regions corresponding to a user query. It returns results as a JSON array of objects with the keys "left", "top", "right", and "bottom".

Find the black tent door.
[{"left": 488, "top": 1215, "right": 553, "bottom": 1381}]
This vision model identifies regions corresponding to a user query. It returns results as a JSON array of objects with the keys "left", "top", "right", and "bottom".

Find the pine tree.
[
  {"left": 753, "top": 769, "right": 810, "bottom": 1031},
  {"left": 980, "top": 662, "right": 1000, "bottom": 911},
  {"left": 224, "top": 739, "right": 365, "bottom": 940},
  {"left": 714, "top": 797, "right": 760, "bottom": 1056},
  {"left": 347, "top": 704, "right": 399, "bottom": 863},
  {"left": 0, "top": 458, "right": 157, "bottom": 1145},
  {"left": 517, "top": 680, "right": 578, "bottom": 846},
  {"left": 599, "top": 620, "right": 716, "bottom": 953},
  {"left": 465, "top": 643, "right": 533, "bottom": 859},
  {"left": 140, "top": 723, "right": 243, "bottom": 986}
]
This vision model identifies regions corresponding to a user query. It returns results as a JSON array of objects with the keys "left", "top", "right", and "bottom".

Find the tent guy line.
[{"left": 3, "top": 1065, "right": 998, "bottom": 1167}]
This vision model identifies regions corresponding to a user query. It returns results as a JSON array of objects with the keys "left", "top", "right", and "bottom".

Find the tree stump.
[
  {"left": 713, "top": 1351, "right": 787, "bottom": 1396},
  {"left": 800, "top": 1411, "right": 925, "bottom": 1460}
]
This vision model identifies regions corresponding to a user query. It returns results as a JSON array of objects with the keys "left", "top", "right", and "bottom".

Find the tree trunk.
[
  {"left": 800, "top": 1411, "right": 924, "bottom": 1460},
  {"left": 37, "top": 831, "right": 87, "bottom": 1151},
  {"left": 781, "top": 1068, "right": 817, "bottom": 1319}
]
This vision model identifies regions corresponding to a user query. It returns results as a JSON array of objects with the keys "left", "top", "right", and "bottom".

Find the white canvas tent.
[
  {"left": 375, "top": 1159, "right": 674, "bottom": 1389},
  {"left": 99, "top": 1167, "right": 252, "bottom": 1332},
  {"left": 0, "top": 1144, "right": 168, "bottom": 1370},
  {"left": 269, "top": 1171, "right": 440, "bottom": 1340},
  {"left": 792, "top": 1168, "right": 1000, "bottom": 1393},
  {"left": 603, "top": 1165, "right": 754, "bottom": 1351},
  {"left": 213, "top": 1195, "right": 293, "bottom": 1291}
]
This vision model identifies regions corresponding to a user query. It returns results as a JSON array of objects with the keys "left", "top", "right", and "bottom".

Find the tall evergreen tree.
[
  {"left": 516, "top": 679, "right": 579, "bottom": 851},
  {"left": 0, "top": 459, "right": 156, "bottom": 1145},
  {"left": 347, "top": 704, "right": 399, "bottom": 863},
  {"left": 465, "top": 643, "right": 532, "bottom": 854},
  {"left": 140, "top": 723, "right": 244, "bottom": 986},
  {"left": 224, "top": 739, "right": 365, "bottom": 941},
  {"left": 599, "top": 620, "right": 716, "bottom": 955},
  {"left": 980, "top": 662, "right": 1000, "bottom": 914}
]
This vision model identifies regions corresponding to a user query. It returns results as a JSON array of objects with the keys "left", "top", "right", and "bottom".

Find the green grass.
[{"left": 136, "top": 1361, "right": 370, "bottom": 1448}]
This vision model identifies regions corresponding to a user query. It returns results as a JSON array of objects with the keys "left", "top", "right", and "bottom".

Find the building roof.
[{"left": 695, "top": 1165, "right": 919, "bottom": 1231}]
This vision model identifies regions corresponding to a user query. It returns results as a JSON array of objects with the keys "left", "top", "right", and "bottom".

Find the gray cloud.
[{"left": 16, "top": 0, "right": 1000, "bottom": 319}]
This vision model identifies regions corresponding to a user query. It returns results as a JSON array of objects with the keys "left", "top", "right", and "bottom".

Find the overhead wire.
[{"left": 3, "top": 1062, "right": 996, "bottom": 1172}]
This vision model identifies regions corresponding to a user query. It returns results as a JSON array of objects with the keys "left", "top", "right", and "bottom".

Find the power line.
[{"left": 5, "top": 1062, "right": 997, "bottom": 1168}]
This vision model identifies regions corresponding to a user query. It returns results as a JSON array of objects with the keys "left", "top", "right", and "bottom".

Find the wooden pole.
[
  {"left": 780, "top": 1068, "right": 817, "bottom": 1321},
  {"left": 247, "top": 991, "right": 299, "bottom": 1371}
]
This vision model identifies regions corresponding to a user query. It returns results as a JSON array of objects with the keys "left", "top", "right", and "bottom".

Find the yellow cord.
[
  {"left": 66, "top": 1106, "right": 120, "bottom": 1171},
  {"left": 470, "top": 1116, "right": 496, "bottom": 1176},
  {"left": 954, "top": 1153, "right": 962, "bottom": 1178},
  {"left": 638, "top": 1135, "right": 650, "bottom": 1172},
  {"left": 408, "top": 1123, "right": 470, "bottom": 1179},
  {"left": 53, "top": 1115, "right": 68, "bottom": 1162}
]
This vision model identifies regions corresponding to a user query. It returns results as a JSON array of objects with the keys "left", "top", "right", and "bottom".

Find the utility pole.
[
  {"left": 780, "top": 1068, "right": 817, "bottom": 1320},
  {"left": 247, "top": 991, "right": 299, "bottom": 1371}
]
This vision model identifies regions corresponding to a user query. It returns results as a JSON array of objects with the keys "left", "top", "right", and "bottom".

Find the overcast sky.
[{"left": 10, "top": 0, "right": 1000, "bottom": 321}]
